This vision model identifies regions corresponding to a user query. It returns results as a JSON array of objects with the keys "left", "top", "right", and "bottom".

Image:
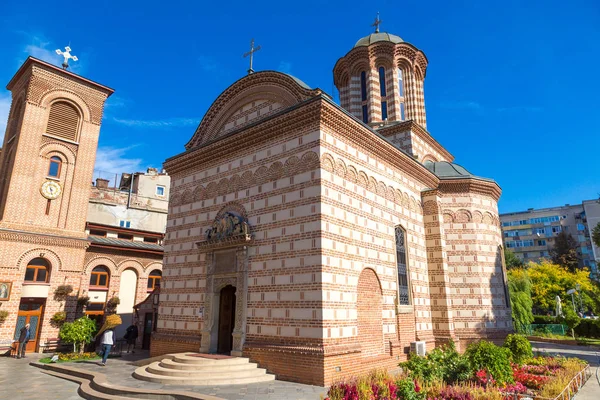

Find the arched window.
[
  {"left": 379, "top": 67, "right": 386, "bottom": 97},
  {"left": 46, "top": 101, "right": 80, "bottom": 142},
  {"left": 379, "top": 67, "right": 388, "bottom": 120},
  {"left": 48, "top": 156, "right": 62, "bottom": 178},
  {"left": 360, "top": 71, "right": 367, "bottom": 101},
  {"left": 147, "top": 270, "right": 162, "bottom": 291},
  {"left": 395, "top": 226, "right": 411, "bottom": 305},
  {"left": 90, "top": 266, "right": 110, "bottom": 288},
  {"left": 397, "top": 69, "right": 405, "bottom": 121},
  {"left": 24, "top": 258, "right": 50, "bottom": 283}
]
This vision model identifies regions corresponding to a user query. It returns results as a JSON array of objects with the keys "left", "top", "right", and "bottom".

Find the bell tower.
[
  {"left": 0, "top": 57, "right": 114, "bottom": 237},
  {"left": 333, "top": 23, "right": 428, "bottom": 128}
]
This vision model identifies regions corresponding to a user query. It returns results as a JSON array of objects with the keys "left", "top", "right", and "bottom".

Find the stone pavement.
[
  {"left": 0, "top": 353, "right": 82, "bottom": 400},
  {"left": 0, "top": 350, "right": 327, "bottom": 400},
  {"left": 1, "top": 343, "right": 598, "bottom": 399}
]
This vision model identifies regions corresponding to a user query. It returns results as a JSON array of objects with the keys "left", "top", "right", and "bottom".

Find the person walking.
[
  {"left": 124, "top": 323, "right": 138, "bottom": 353},
  {"left": 17, "top": 323, "right": 30, "bottom": 359},
  {"left": 98, "top": 328, "right": 114, "bottom": 366}
]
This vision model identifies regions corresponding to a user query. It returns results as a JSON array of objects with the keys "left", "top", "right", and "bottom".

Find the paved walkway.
[
  {"left": 1, "top": 343, "right": 598, "bottom": 399},
  {"left": 0, "top": 353, "right": 81, "bottom": 400}
]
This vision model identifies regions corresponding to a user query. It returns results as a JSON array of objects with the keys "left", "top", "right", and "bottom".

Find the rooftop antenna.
[
  {"left": 243, "top": 38, "right": 261, "bottom": 75},
  {"left": 55, "top": 46, "right": 78, "bottom": 70},
  {"left": 371, "top": 12, "right": 382, "bottom": 33}
]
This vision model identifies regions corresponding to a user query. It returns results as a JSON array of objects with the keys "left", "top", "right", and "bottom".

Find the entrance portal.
[
  {"left": 217, "top": 285, "right": 236, "bottom": 354},
  {"left": 14, "top": 299, "right": 45, "bottom": 352}
]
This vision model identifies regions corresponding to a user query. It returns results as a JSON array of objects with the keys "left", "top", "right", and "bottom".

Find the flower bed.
[{"left": 325, "top": 337, "right": 590, "bottom": 400}]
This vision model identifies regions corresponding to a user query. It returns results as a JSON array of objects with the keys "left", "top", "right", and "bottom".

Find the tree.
[
  {"left": 550, "top": 231, "right": 579, "bottom": 273},
  {"left": 592, "top": 223, "right": 600, "bottom": 250},
  {"left": 59, "top": 315, "right": 97, "bottom": 353},
  {"left": 525, "top": 260, "right": 600, "bottom": 314},
  {"left": 507, "top": 269, "right": 534, "bottom": 333},
  {"left": 559, "top": 303, "right": 581, "bottom": 338},
  {"left": 504, "top": 248, "right": 524, "bottom": 270}
]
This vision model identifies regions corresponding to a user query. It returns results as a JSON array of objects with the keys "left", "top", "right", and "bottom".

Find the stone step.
[
  {"left": 160, "top": 358, "right": 260, "bottom": 371},
  {"left": 171, "top": 353, "right": 251, "bottom": 366},
  {"left": 40, "top": 369, "right": 142, "bottom": 400},
  {"left": 133, "top": 365, "right": 276, "bottom": 386},
  {"left": 147, "top": 361, "right": 269, "bottom": 378}
]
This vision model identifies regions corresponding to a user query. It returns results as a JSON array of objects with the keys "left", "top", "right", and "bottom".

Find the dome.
[{"left": 354, "top": 32, "right": 403, "bottom": 48}]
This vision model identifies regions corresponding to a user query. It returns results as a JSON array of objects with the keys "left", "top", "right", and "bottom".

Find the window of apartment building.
[
  {"left": 24, "top": 258, "right": 50, "bottom": 283},
  {"left": 537, "top": 240, "right": 547, "bottom": 246},
  {"left": 144, "top": 237, "right": 158, "bottom": 243},
  {"left": 156, "top": 185, "right": 165, "bottom": 197},
  {"left": 47, "top": 156, "right": 62, "bottom": 178},
  {"left": 395, "top": 225, "right": 411, "bottom": 306},
  {"left": 577, "top": 223, "right": 586, "bottom": 231},
  {"left": 90, "top": 266, "right": 110, "bottom": 288},
  {"left": 578, "top": 235, "right": 586, "bottom": 242},
  {"left": 119, "top": 220, "right": 131, "bottom": 228},
  {"left": 523, "top": 253, "right": 529, "bottom": 258},
  {"left": 147, "top": 270, "right": 162, "bottom": 291},
  {"left": 552, "top": 226, "right": 562, "bottom": 234},
  {"left": 117, "top": 233, "right": 133, "bottom": 240},
  {"left": 89, "top": 229, "right": 107, "bottom": 237}
]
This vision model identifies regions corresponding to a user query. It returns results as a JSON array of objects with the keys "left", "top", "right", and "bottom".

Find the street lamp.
[
  {"left": 566, "top": 289, "right": 576, "bottom": 311},
  {"left": 575, "top": 283, "right": 583, "bottom": 315}
]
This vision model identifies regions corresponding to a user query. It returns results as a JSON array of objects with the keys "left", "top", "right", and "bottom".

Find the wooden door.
[
  {"left": 142, "top": 313, "right": 153, "bottom": 350},
  {"left": 217, "top": 286, "right": 236, "bottom": 354},
  {"left": 14, "top": 300, "right": 44, "bottom": 352}
]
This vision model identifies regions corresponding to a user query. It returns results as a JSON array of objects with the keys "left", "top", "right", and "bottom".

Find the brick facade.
[{"left": 0, "top": 58, "right": 164, "bottom": 352}]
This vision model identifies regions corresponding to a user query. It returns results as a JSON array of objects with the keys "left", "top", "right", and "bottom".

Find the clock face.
[{"left": 40, "top": 180, "right": 62, "bottom": 200}]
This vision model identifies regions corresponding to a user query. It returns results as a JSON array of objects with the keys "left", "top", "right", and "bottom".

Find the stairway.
[{"left": 133, "top": 353, "right": 276, "bottom": 385}]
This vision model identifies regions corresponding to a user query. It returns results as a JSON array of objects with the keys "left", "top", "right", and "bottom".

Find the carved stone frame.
[{"left": 199, "top": 246, "right": 249, "bottom": 356}]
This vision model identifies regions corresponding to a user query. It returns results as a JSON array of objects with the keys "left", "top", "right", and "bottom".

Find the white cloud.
[
  {"left": 93, "top": 146, "right": 144, "bottom": 186},
  {"left": 0, "top": 93, "right": 11, "bottom": 144},
  {"left": 111, "top": 117, "right": 198, "bottom": 128}
]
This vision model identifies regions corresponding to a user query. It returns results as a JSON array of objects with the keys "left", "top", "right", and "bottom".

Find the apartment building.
[{"left": 500, "top": 203, "right": 597, "bottom": 276}]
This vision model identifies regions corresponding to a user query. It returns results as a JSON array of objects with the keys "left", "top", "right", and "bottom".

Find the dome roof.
[{"left": 354, "top": 32, "right": 404, "bottom": 48}]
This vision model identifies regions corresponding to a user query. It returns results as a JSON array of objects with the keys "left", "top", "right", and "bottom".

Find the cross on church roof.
[
  {"left": 243, "top": 39, "right": 261, "bottom": 75},
  {"left": 371, "top": 12, "right": 382, "bottom": 33}
]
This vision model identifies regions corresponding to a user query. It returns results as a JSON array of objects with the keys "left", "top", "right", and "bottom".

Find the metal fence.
[{"left": 525, "top": 324, "right": 568, "bottom": 336}]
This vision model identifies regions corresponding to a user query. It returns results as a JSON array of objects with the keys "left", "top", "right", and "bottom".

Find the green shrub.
[
  {"left": 59, "top": 315, "right": 97, "bottom": 353},
  {"left": 533, "top": 315, "right": 556, "bottom": 324},
  {"left": 574, "top": 318, "right": 600, "bottom": 338},
  {"left": 400, "top": 340, "right": 472, "bottom": 384},
  {"left": 465, "top": 340, "right": 513, "bottom": 385},
  {"left": 503, "top": 334, "right": 532, "bottom": 365}
]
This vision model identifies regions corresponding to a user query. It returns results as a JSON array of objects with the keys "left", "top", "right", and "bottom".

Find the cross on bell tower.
[
  {"left": 243, "top": 39, "right": 261, "bottom": 75},
  {"left": 55, "top": 46, "right": 78, "bottom": 70}
]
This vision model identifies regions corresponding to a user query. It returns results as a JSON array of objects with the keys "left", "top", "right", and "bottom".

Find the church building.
[{"left": 153, "top": 26, "right": 513, "bottom": 386}]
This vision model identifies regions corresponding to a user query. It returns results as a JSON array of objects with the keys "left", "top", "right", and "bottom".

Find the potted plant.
[
  {"left": 54, "top": 284, "right": 74, "bottom": 301},
  {"left": 50, "top": 311, "right": 67, "bottom": 327},
  {"left": 77, "top": 296, "right": 90, "bottom": 307},
  {"left": 0, "top": 310, "right": 8, "bottom": 325}
]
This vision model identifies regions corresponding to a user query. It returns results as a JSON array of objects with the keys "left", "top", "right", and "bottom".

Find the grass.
[{"left": 38, "top": 355, "right": 100, "bottom": 364}]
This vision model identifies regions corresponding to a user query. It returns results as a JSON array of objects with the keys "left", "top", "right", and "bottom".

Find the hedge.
[{"left": 533, "top": 315, "right": 600, "bottom": 338}]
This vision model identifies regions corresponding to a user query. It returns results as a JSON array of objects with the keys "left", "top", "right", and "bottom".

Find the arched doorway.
[{"left": 217, "top": 285, "right": 236, "bottom": 354}]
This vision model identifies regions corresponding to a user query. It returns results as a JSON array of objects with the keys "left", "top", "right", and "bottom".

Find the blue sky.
[{"left": 0, "top": 0, "right": 598, "bottom": 213}]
